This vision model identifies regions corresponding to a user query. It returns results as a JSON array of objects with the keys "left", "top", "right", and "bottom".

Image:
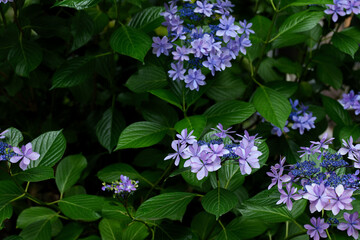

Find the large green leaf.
[
  {"left": 126, "top": 66, "right": 167, "bottom": 93},
  {"left": 3, "top": 127, "right": 23, "bottom": 146},
  {"left": 56, "top": 154, "right": 87, "bottom": 195},
  {"left": 122, "top": 222, "right": 149, "bottom": 240},
  {"left": 149, "top": 89, "right": 182, "bottom": 110},
  {"left": 316, "top": 63, "right": 342, "bottom": 89},
  {"left": 54, "top": 222, "right": 83, "bottom": 240},
  {"left": 19, "top": 220, "right": 51, "bottom": 240},
  {"left": 281, "top": 0, "right": 333, "bottom": 8},
  {"left": 101, "top": 201, "right": 131, "bottom": 221},
  {"left": 110, "top": 25, "right": 151, "bottom": 62},
  {"left": 71, "top": 12, "right": 94, "bottom": 51},
  {"left": 15, "top": 166, "right": 54, "bottom": 182},
  {"left": 273, "top": 11, "right": 324, "bottom": 41},
  {"left": 239, "top": 188, "right": 307, "bottom": 223},
  {"left": 201, "top": 188, "right": 238, "bottom": 219},
  {"left": 7, "top": 40, "right": 43, "bottom": 77},
  {"left": 191, "top": 212, "right": 218, "bottom": 240},
  {"left": 59, "top": 194, "right": 104, "bottom": 221},
  {"left": 204, "top": 100, "right": 256, "bottom": 126},
  {"left": 252, "top": 86, "right": 291, "bottom": 129},
  {"left": 115, "top": 121, "right": 168, "bottom": 150},
  {"left": 29, "top": 130, "right": 66, "bottom": 168},
  {"left": 53, "top": 0, "right": 102, "bottom": 10},
  {"left": 51, "top": 56, "right": 94, "bottom": 89},
  {"left": 96, "top": 108, "right": 125, "bottom": 153},
  {"left": 99, "top": 218, "right": 123, "bottom": 240},
  {"left": 135, "top": 192, "right": 197, "bottom": 221},
  {"left": 332, "top": 27, "right": 360, "bottom": 58},
  {"left": 174, "top": 115, "right": 207, "bottom": 137},
  {"left": 0, "top": 203, "right": 12, "bottom": 230},
  {"left": 322, "top": 95, "right": 352, "bottom": 126},
  {"left": 218, "top": 216, "right": 267, "bottom": 240},
  {"left": 0, "top": 180, "right": 23, "bottom": 204},
  {"left": 217, "top": 162, "right": 245, "bottom": 192},
  {"left": 128, "top": 6, "right": 164, "bottom": 33},
  {"left": 17, "top": 207, "right": 59, "bottom": 230}
]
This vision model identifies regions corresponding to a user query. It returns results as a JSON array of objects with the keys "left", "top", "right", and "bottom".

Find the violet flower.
[
  {"left": 337, "top": 212, "right": 360, "bottom": 239},
  {"left": 194, "top": 0, "right": 213, "bottom": 17},
  {"left": 0, "top": 129, "right": 8, "bottom": 139},
  {"left": 176, "top": 128, "right": 197, "bottom": 145},
  {"left": 304, "top": 217, "right": 329, "bottom": 240},
  {"left": 211, "top": 123, "right": 235, "bottom": 140},
  {"left": 276, "top": 183, "right": 302, "bottom": 210},
  {"left": 184, "top": 68, "right": 206, "bottom": 91},
  {"left": 310, "top": 133, "right": 334, "bottom": 151},
  {"left": 303, "top": 183, "right": 330, "bottom": 213},
  {"left": 152, "top": 36, "right": 173, "bottom": 57},
  {"left": 338, "top": 136, "right": 360, "bottom": 159},
  {"left": 10, "top": 143, "right": 40, "bottom": 171},
  {"left": 164, "top": 140, "right": 187, "bottom": 166},
  {"left": 324, "top": 184, "right": 354, "bottom": 215},
  {"left": 266, "top": 166, "right": 291, "bottom": 190}
]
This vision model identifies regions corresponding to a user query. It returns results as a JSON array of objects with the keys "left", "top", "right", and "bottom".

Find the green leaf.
[
  {"left": 201, "top": 188, "right": 238, "bottom": 219},
  {"left": 3, "top": 127, "right": 23, "bottom": 146},
  {"left": 321, "top": 95, "right": 352, "bottom": 126},
  {"left": 191, "top": 212, "right": 217, "bottom": 240},
  {"left": 29, "top": 130, "right": 66, "bottom": 168},
  {"left": 19, "top": 220, "right": 51, "bottom": 240},
  {"left": 332, "top": 30, "right": 360, "bottom": 58},
  {"left": 0, "top": 180, "right": 24, "bottom": 204},
  {"left": 99, "top": 218, "right": 123, "bottom": 240},
  {"left": 142, "top": 101, "right": 178, "bottom": 127},
  {"left": 338, "top": 125, "right": 360, "bottom": 142},
  {"left": 15, "top": 166, "right": 54, "bottom": 182},
  {"left": 97, "top": 163, "right": 153, "bottom": 187},
  {"left": 239, "top": 188, "right": 307, "bottom": 223},
  {"left": 221, "top": 216, "right": 267, "bottom": 240},
  {"left": 56, "top": 154, "right": 87, "bottom": 195},
  {"left": 282, "top": 0, "right": 333, "bottom": 8},
  {"left": 110, "top": 25, "right": 151, "bottom": 62},
  {"left": 135, "top": 192, "right": 196, "bottom": 221},
  {"left": 54, "top": 222, "right": 83, "bottom": 240},
  {"left": 204, "top": 100, "right": 256, "bottom": 126},
  {"left": 17, "top": 207, "right": 58, "bottom": 230},
  {"left": 71, "top": 12, "right": 94, "bottom": 51},
  {"left": 7, "top": 40, "right": 43, "bottom": 77},
  {"left": 206, "top": 69, "right": 247, "bottom": 102},
  {"left": 0, "top": 203, "right": 12, "bottom": 230},
  {"left": 128, "top": 6, "right": 164, "bottom": 33},
  {"left": 252, "top": 86, "right": 291, "bottom": 129},
  {"left": 274, "top": 11, "right": 324, "bottom": 40},
  {"left": 258, "top": 58, "right": 282, "bottom": 82},
  {"left": 273, "top": 58, "right": 302, "bottom": 75},
  {"left": 51, "top": 56, "right": 94, "bottom": 89},
  {"left": 115, "top": 121, "right": 168, "bottom": 150},
  {"left": 272, "top": 33, "right": 308, "bottom": 49},
  {"left": 265, "top": 81, "right": 298, "bottom": 98},
  {"left": 316, "top": 63, "right": 342, "bottom": 89},
  {"left": 101, "top": 202, "right": 131, "bottom": 221},
  {"left": 96, "top": 108, "right": 125, "bottom": 152},
  {"left": 122, "top": 222, "right": 149, "bottom": 240},
  {"left": 149, "top": 89, "right": 182, "bottom": 110},
  {"left": 174, "top": 115, "right": 207, "bottom": 137},
  {"left": 217, "top": 162, "right": 245, "bottom": 191},
  {"left": 53, "top": 0, "right": 102, "bottom": 10},
  {"left": 59, "top": 194, "right": 104, "bottom": 221},
  {"left": 126, "top": 66, "right": 167, "bottom": 93}
]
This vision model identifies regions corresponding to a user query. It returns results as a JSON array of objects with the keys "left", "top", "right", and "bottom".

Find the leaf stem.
[
  {"left": 218, "top": 219, "right": 227, "bottom": 240},
  {"left": 285, "top": 221, "right": 289, "bottom": 238}
]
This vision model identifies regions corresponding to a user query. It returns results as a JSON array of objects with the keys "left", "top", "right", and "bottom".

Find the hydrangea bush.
[{"left": 1, "top": 0, "right": 360, "bottom": 239}]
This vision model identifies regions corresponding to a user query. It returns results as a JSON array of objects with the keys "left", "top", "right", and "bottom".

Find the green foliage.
[{"left": 201, "top": 188, "right": 238, "bottom": 219}]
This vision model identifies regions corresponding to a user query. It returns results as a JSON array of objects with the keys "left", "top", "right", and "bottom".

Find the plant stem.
[
  {"left": 285, "top": 221, "right": 289, "bottom": 239},
  {"left": 218, "top": 219, "right": 227, "bottom": 240}
]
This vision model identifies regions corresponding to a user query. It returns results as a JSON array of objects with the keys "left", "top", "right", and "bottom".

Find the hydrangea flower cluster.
[
  {"left": 152, "top": 0, "right": 254, "bottom": 91},
  {"left": 261, "top": 99, "right": 316, "bottom": 136},
  {"left": 164, "top": 123, "right": 262, "bottom": 180},
  {"left": 102, "top": 175, "right": 139, "bottom": 197},
  {"left": 267, "top": 134, "right": 360, "bottom": 239},
  {"left": 339, "top": 90, "right": 360, "bottom": 115},
  {"left": 325, "top": 0, "right": 360, "bottom": 22},
  {"left": 0, "top": 130, "right": 40, "bottom": 171}
]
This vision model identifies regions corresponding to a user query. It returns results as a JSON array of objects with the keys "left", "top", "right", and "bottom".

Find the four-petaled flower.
[
  {"left": 276, "top": 183, "right": 302, "bottom": 210},
  {"left": 337, "top": 212, "right": 360, "bottom": 239},
  {"left": 10, "top": 143, "right": 40, "bottom": 170},
  {"left": 304, "top": 217, "right": 329, "bottom": 240}
]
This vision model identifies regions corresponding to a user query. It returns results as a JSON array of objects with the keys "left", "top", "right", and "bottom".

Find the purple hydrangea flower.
[
  {"left": 211, "top": 123, "right": 236, "bottom": 141},
  {"left": 267, "top": 166, "right": 291, "bottom": 190},
  {"left": 209, "top": 143, "right": 229, "bottom": 160},
  {"left": 214, "top": 0, "right": 234, "bottom": 15},
  {"left": 310, "top": 133, "right": 334, "bottom": 151},
  {"left": 324, "top": 184, "right": 354, "bottom": 215},
  {"left": 349, "top": 151, "right": 360, "bottom": 168},
  {"left": 291, "top": 112, "right": 316, "bottom": 135},
  {"left": 194, "top": 0, "right": 213, "bottom": 17},
  {"left": 324, "top": 1, "right": 347, "bottom": 22},
  {"left": 152, "top": 36, "right": 173, "bottom": 57},
  {"left": 172, "top": 46, "right": 191, "bottom": 61},
  {"left": 276, "top": 183, "right": 302, "bottom": 210},
  {"left": 271, "top": 122, "right": 290, "bottom": 137},
  {"left": 0, "top": 129, "right": 8, "bottom": 139},
  {"left": 234, "top": 141, "right": 262, "bottom": 175},
  {"left": 168, "top": 61, "right": 186, "bottom": 81},
  {"left": 303, "top": 183, "right": 330, "bottom": 213},
  {"left": 237, "top": 35, "right": 252, "bottom": 55},
  {"left": 184, "top": 68, "right": 206, "bottom": 91},
  {"left": 176, "top": 128, "right": 197, "bottom": 145},
  {"left": 10, "top": 143, "right": 40, "bottom": 171},
  {"left": 238, "top": 20, "right": 255, "bottom": 37},
  {"left": 345, "top": 0, "right": 360, "bottom": 14},
  {"left": 188, "top": 151, "right": 221, "bottom": 180},
  {"left": 102, "top": 175, "right": 138, "bottom": 195},
  {"left": 0, "top": 0, "right": 13, "bottom": 3},
  {"left": 164, "top": 140, "right": 187, "bottom": 166},
  {"left": 338, "top": 136, "right": 360, "bottom": 159},
  {"left": 337, "top": 212, "right": 360, "bottom": 239},
  {"left": 304, "top": 217, "right": 329, "bottom": 240},
  {"left": 216, "top": 15, "right": 240, "bottom": 43},
  {"left": 202, "top": 54, "right": 221, "bottom": 76},
  {"left": 339, "top": 90, "right": 360, "bottom": 109}
]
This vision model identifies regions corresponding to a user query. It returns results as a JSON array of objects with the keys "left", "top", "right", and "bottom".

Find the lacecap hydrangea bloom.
[
  {"left": 339, "top": 90, "right": 360, "bottom": 115},
  {"left": 325, "top": 0, "right": 360, "bottom": 22},
  {"left": 267, "top": 134, "right": 360, "bottom": 239},
  {"left": 165, "top": 123, "right": 262, "bottom": 180},
  {"left": 152, "top": 0, "right": 254, "bottom": 91},
  {"left": 102, "top": 175, "right": 138, "bottom": 197}
]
